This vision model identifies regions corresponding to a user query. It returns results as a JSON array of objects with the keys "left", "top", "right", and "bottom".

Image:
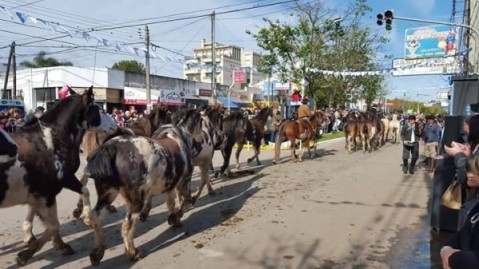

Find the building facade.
[
  {"left": 466, "top": 0, "right": 479, "bottom": 73},
  {"left": 0, "top": 66, "right": 218, "bottom": 113},
  {"left": 183, "top": 39, "right": 267, "bottom": 93}
]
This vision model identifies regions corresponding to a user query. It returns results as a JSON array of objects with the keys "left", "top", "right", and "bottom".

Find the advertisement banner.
[
  {"left": 392, "top": 56, "right": 462, "bottom": 76},
  {"left": 404, "top": 25, "right": 459, "bottom": 59},
  {"left": 159, "top": 89, "right": 186, "bottom": 105},
  {"left": 123, "top": 87, "right": 160, "bottom": 105}
]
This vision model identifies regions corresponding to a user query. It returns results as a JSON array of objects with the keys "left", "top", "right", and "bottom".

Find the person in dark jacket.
[
  {"left": 423, "top": 115, "right": 442, "bottom": 172},
  {"left": 440, "top": 156, "right": 479, "bottom": 269},
  {"left": 401, "top": 115, "right": 422, "bottom": 174}
]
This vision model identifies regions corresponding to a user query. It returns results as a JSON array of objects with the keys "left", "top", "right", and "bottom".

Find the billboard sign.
[
  {"left": 404, "top": 25, "right": 459, "bottom": 59},
  {"left": 234, "top": 70, "right": 246, "bottom": 83},
  {"left": 392, "top": 56, "right": 462, "bottom": 76},
  {"left": 159, "top": 89, "right": 186, "bottom": 106}
]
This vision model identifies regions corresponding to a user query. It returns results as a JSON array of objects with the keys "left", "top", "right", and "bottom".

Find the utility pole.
[
  {"left": 268, "top": 73, "right": 271, "bottom": 104},
  {"left": 145, "top": 25, "right": 152, "bottom": 113},
  {"left": 211, "top": 11, "right": 216, "bottom": 104},
  {"left": 12, "top": 41, "right": 16, "bottom": 99},
  {"left": 2, "top": 42, "right": 14, "bottom": 99}
]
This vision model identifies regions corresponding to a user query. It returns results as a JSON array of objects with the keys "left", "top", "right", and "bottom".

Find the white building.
[
  {"left": 0, "top": 66, "right": 217, "bottom": 112},
  {"left": 183, "top": 39, "right": 267, "bottom": 94}
]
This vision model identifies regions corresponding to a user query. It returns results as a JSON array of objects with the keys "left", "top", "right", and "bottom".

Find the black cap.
[
  {"left": 35, "top": 106, "right": 45, "bottom": 112},
  {"left": 426, "top": 115, "right": 435, "bottom": 120},
  {"left": 408, "top": 115, "right": 416, "bottom": 120}
]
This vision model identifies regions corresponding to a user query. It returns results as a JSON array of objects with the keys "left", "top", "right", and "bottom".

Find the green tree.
[
  {"left": 20, "top": 51, "right": 73, "bottom": 68},
  {"left": 248, "top": 0, "right": 388, "bottom": 109},
  {"left": 111, "top": 60, "right": 145, "bottom": 73}
]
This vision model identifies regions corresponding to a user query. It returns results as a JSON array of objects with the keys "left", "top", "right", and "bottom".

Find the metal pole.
[
  {"left": 2, "top": 42, "right": 13, "bottom": 99},
  {"left": 145, "top": 25, "right": 151, "bottom": 113},
  {"left": 211, "top": 11, "right": 217, "bottom": 105},
  {"left": 12, "top": 41, "right": 16, "bottom": 99},
  {"left": 267, "top": 73, "right": 271, "bottom": 104},
  {"left": 227, "top": 80, "right": 236, "bottom": 115}
]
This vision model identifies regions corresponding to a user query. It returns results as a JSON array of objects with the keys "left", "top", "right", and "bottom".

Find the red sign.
[
  {"left": 234, "top": 70, "right": 246, "bottom": 83},
  {"left": 199, "top": 89, "right": 212, "bottom": 97},
  {"left": 123, "top": 99, "right": 159, "bottom": 105}
]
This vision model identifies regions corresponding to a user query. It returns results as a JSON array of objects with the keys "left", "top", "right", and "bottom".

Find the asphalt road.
[{"left": 0, "top": 138, "right": 432, "bottom": 269}]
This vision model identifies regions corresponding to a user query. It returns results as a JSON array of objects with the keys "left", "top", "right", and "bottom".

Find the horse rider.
[
  {"left": 423, "top": 115, "right": 442, "bottom": 172},
  {"left": 401, "top": 115, "right": 421, "bottom": 174},
  {"left": 297, "top": 97, "right": 311, "bottom": 120}
]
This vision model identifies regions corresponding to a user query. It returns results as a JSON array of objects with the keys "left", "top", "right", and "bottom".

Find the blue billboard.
[{"left": 404, "top": 25, "right": 459, "bottom": 59}]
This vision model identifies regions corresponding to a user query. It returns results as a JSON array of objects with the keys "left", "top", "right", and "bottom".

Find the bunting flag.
[
  {"left": 307, "top": 68, "right": 395, "bottom": 77},
  {"left": 0, "top": 6, "right": 14, "bottom": 20},
  {"left": 0, "top": 5, "right": 412, "bottom": 75}
]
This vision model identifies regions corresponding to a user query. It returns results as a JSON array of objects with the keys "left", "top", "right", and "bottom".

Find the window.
[{"left": 35, "top": 88, "right": 56, "bottom": 109}]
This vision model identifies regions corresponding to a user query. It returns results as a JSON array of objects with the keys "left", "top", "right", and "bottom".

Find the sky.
[{"left": 0, "top": 0, "right": 461, "bottom": 102}]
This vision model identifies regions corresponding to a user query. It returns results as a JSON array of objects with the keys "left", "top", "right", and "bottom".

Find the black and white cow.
[
  {"left": 85, "top": 109, "right": 203, "bottom": 266},
  {"left": 0, "top": 127, "right": 17, "bottom": 163},
  {"left": 0, "top": 86, "right": 117, "bottom": 266}
]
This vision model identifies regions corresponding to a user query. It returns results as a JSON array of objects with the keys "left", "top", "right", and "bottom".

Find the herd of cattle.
[{"left": 0, "top": 88, "right": 338, "bottom": 267}]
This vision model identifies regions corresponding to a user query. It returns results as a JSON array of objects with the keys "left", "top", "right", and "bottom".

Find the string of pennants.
[
  {"left": 0, "top": 6, "right": 223, "bottom": 67},
  {"left": 1, "top": 5, "right": 423, "bottom": 76},
  {"left": 307, "top": 68, "right": 396, "bottom": 77}
]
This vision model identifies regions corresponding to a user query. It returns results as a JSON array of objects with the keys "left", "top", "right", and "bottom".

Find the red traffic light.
[{"left": 385, "top": 10, "right": 393, "bottom": 19}]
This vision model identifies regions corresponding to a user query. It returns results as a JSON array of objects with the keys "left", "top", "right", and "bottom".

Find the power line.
[
  {"left": 91, "top": 0, "right": 298, "bottom": 32},
  {"left": 11, "top": 0, "right": 46, "bottom": 9},
  {"left": 0, "top": 0, "right": 140, "bottom": 40},
  {"left": 90, "top": 0, "right": 273, "bottom": 31}
]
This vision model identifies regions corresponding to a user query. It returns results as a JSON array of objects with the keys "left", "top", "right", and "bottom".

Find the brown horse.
[
  {"left": 127, "top": 106, "right": 172, "bottom": 137},
  {"left": 272, "top": 111, "right": 325, "bottom": 164},
  {"left": 344, "top": 111, "right": 360, "bottom": 153}
]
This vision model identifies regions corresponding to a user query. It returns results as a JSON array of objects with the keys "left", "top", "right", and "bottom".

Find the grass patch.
[
  {"left": 234, "top": 131, "right": 344, "bottom": 150},
  {"left": 317, "top": 131, "right": 344, "bottom": 142}
]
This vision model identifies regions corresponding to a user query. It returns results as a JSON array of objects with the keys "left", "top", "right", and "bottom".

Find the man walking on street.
[
  {"left": 401, "top": 115, "right": 422, "bottom": 174},
  {"left": 423, "top": 115, "right": 441, "bottom": 172}
]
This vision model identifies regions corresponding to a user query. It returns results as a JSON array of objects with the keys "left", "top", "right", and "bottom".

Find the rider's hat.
[{"left": 408, "top": 115, "right": 416, "bottom": 120}]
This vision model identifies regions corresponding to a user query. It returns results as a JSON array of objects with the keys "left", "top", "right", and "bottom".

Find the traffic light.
[
  {"left": 384, "top": 10, "right": 393, "bottom": 31},
  {"left": 376, "top": 13, "right": 383, "bottom": 26}
]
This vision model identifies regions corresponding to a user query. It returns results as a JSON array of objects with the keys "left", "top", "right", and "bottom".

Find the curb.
[{"left": 234, "top": 136, "right": 344, "bottom": 150}]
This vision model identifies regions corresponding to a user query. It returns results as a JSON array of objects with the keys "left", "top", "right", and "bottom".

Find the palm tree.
[{"left": 20, "top": 51, "right": 73, "bottom": 68}]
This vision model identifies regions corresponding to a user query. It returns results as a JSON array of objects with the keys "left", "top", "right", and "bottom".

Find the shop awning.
[{"left": 217, "top": 96, "right": 252, "bottom": 108}]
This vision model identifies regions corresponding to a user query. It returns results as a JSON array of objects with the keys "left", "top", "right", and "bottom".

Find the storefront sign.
[
  {"left": 199, "top": 89, "right": 212, "bottom": 97},
  {"left": 123, "top": 87, "right": 160, "bottom": 105},
  {"left": 159, "top": 89, "right": 185, "bottom": 105}
]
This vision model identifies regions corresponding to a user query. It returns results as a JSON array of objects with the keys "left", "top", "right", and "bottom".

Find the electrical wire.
[{"left": 90, "top": 0, "right": 298, "bottom": 32}]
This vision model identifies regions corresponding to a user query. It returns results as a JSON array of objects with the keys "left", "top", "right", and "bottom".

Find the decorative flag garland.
[{"left": 2, "top": 6, "right": 462, "bottom": 76}]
